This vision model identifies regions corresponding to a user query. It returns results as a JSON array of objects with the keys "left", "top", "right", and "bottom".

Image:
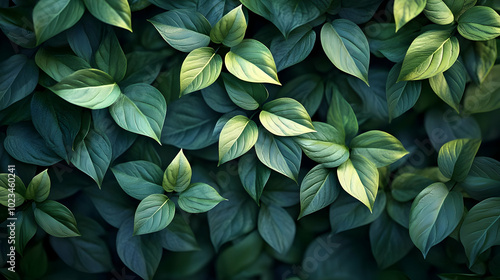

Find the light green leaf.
[
  {"left": 321, "top": 20, "right": 370, "bottom": 84},
  {"left": 295, "top": 122, "right": 349, "bottom": 168},
  {"left": 438, "top": 138, "right": 481, "bottom": 182},
  {"left": 134, "top": 194, "right": 175, "bottom": 235},
  {"left": 299, "top": 165, "right": 339, "bottom": 219},
  {"left": 463, "top": 65, "right": 500, "bottom": 114},
  {"left": 386, "top": 62, "right": 422, "bottom": 121},
  {"left": 222, "top": 72, "right": 268, "bottom": 111},
  {"left": 180, "top": 47, "right": 222, "bottom": 95},
  {"left": 337, "top": 154, "right": 379, "bottom": 211},
  {"left": 350, "top": 130, "right": 409, "bottom": 168},
  {"left": 326, "top": 82, "right": 358, "bottom": 142},
  {"left": 34, "top": 200, "right": 80, "bottom": 237},
  {"left": 398, "top": 30, "right": 459, "bottom": 81},
  {"left": 258, "top": 203, "right": 295, "bottom": 254},
  {"left": 463, "top": 39, "right": 497, "bottom": 84},
  {"left": 163, "top": 149, "right": 192, "bottom": 193},
  {"left": 330, "top": 191, "right": 387, "bottom": 234},
  {"left": 409, "top": 182, "right": 464, "bottom": 257},
  {"left": 83, "top": 0, "right": 132, "bottom": 31},
  {"left": 178, "top": 183, "right": 226, "bottom": 213},
  {"left": 225, "top": 39, "right": 281, "bottom": 85},
  {"left": 109, "top": 84, "right": 166, "bottom": 143},
  {"left": 218, "top": 115, "right": 258, "bottom": 165},
  {"left": 33, "top": 0, "right": 85, "bottom": 45},
  {"left": 35, "top": 48, "right": 91, "bottom": 82},
  {"left": 26, "top": 169, "right": 50, "bottom": 202},
  {"left": 460, "top": 197, "right": 500, "bottom": 266},
  {"left": 259, "top": 97, "right": 315, "bottom": 137},
  {"left": 458, "top": 6, "right": 500, "bottom": 41},
  {"left": 0, "top": 54, "right": 39, "bottom": 111},
  {"left": 112, "top": 160, "right": 164, "bottom": 200},
  {"left": 210, "top": 5, "right": 246, "bottom": 47},
  {"left": 0, "top": 174, "right": 26, "bottom": 207},
  {"left": 95, "top": 30, "right": 127, "bottom": 82},
  {"left": 255, "top": 127, "right": 302, "bottom": 182},
  {"left": 429, "top": 60, "right": 466, "bottom": 113},
  {"left": 424, "top": 0, "right": 454, "bottom": 25},
  {"left": 49, "top": 69, "right": 121, "bottom": 109},
  {"left": 149, "top": 10, "right": 211, "bottom": 53},
  {"left": 238, "top": 152, "right": 271, "bottom": 205},
  {"left": 461, "top": 157, "right": 500, "bottom": 200},
  {"left": 70, "top": 129, "right": 112, "bottom": 187},
  {"left": 393, "top": 0, "right": 426, "bottom": 31}
]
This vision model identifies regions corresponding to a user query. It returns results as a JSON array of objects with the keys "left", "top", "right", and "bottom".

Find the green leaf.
[
  {"left": 398, "top": 30, "right": 460, "bottom": 81},
  {"left": 393, "top": 0, "right": 426, "bottom": 31},
  {"left": 458, "top": 6, "right": 500, "bottom": 41},
  {"left": 0, "top": 174, "right": 26, "bottom": 207},
  {"left": 26, "top": 169, "right": 50, "bottom": 202},
  {"left": 225, "top": 39, "right": 281, "bottom": 85},
  {"left": 33, "top": 0, "right": 85, "bottom": 44},
  {"left": 161, "top": 94, "right": 220, "bottom": 149},
  {"left": 49, "top": 69, "right": 121, "bottom": 109},
  {"left": 4, "top": 122, "right": 61, "bottom": 166},
  {"left": 218, "top": 115, "right": 258, "bottom": 165},
  {"left": 269, "top": 25, "right": 316, "bottom": 71},
  {"left": 222, "top": 72, "right": 268, "bottom": 111},
  {"left": 423, "top": 0, "right": 454, "bottom": 25},
  {"left": 160, "top": 214, "right": 199, "bottom": 251},
  {"left": 15, "top": 208, "right": 37, "bottom": 255},
  {"left": 326, "top": 82, "right": 358, "bottom": 142},
  {"left": 216, "top": 231, "right": 263, "bottom": 279},
  {"left": 210, "top": 5, "right": 246, "bottom": 47},
  {"left": 259, "top": 97, "right": 315, "bottom": 136},
  {"left": 255, "top": 127, "right": 302, "bottom": 182},
  {"left": 443, "top": 0, "right": 476, "bottom": 17},
  {"left": 386, "top": 63, "right": 422, "bottom": 121},
  {"left": 321, "top": 20, "right": 370, "bottom": 84},
  {"left": 438, "top": 138, "right": 481, "bottom": 182},
  {"left": 429, "top": 60, "right": 467, "bottom": 113},
  {"left": 95, "top": 30, "right": 127, "bottom": 82},
  {"left": 461, "top": 157, "right": 500, "bottom": 200},
  {"left": 83, "top": 0, "right": 132, "bottom": 31},
  {"left": 409, "top": 182, "right": 463, "bottom": 257},
  {"left": 463, "top": 65, "right": 500, "bottom": 114},
  {"left": 350, "top": 130, "right": 409, "bottom": 168},
  {"left": 463, "top": 39, "right": 497, "bottom": 84},
  {"left": 460, "top": 197, "right": 500, "bottom": 266},
  {"left": 0, "top": 6, "right": 36, "bottom": 48},
  {"left": 109, "top": 84, "right": 166, "bottom": 143},
  {"left": 201, "top": 78, "right": 238, "bottom": 113},
  {"left": 258, "top": 203, "right": 295, "bottom": 254},
  {"left": 34, "top": 200, "right": 80, "bottom": 237},
  {"left": 149, "top": 10, "right": 211, "bottom": 53},
  {"left": 178, "top": 183, "right": 226, "bottom": 213},
  {"left": 35, "top": 48, "right": 91, "bottom": 82},
  {"left": 276, "top": 74, "right": 324, "bottom": 116},
  {"left": 299, "top": 165, "right": 339, "bottom": 219},
  {"left": 71, "top": 129, "right": 112, "bottom": 187},
  {"left": 391, "top": 168, "right": 444, "bottom": 202},
  {"left": 0, "top": 54, "right": 39, "bottom": 111},
  {"left": 295, "top": 122, "right": 350, "bottom": 168},
  {"left": 387, "top": 197, "right": 411, "bottom": 228},
  {"left": 330, "top": 191, "right": 387, "bottom": 234},
  {"left": 30, "top": 92, "right": 82, "bottom": 162},
  {"left": 116, "top": 219, "right": 162, "bottom": 280},
  {"left": 337, "top": 154, "right": 379, "bottom": 211},
  {"left": 238, "top": 152, "right": 271, "bottom": 205},
  {"left": 163, "top": 149, "right": 192, "bottom": 193},
  {"left": 370, "top": 211, "right": 413, "bottom": 269},
  {"left": 240, "top": 0, "right": 330, "bottom": 37},
  {"left": 180, "top": 47, "right": 223, "bottom": 95},
  {"left": 112, "top": 160, "right": 164, "bottom": 200},
  {"left": 134, "top": 194, "right": 175, "bottom": 235}
]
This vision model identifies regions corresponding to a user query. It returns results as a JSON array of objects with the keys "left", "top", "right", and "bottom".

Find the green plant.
[{"left": 0, "top": 0, "right": 500, "bottom": 279}]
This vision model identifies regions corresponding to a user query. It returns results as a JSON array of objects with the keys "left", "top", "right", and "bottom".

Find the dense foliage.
[{"left": 1, "top": 0, "right": 500, "bottom": 279}]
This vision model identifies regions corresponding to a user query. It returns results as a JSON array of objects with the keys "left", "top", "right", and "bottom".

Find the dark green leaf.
[
  {"left": 438, "top": 138, "right": 481, "bottom": 182},
  {"left": 95, "top": 30, "right": 127, "bottom": 81},
  {"left": 429, "top": 60, "right": 467, "bottom": 113},
  {"left": 269, "top": 26, "right": 316, "bottom": 71},
  {"left": 112, "top": 160, "right": 164, "bottom": 200},
  {"left": 15, "top": 207, "right": 37, "bottom": 255},
  {"left": 277, "top": 74, "right": 324, "bottom": 116},
  {"left": 160, "top": 214, "right": 199, "bottom": 251},
  {"left": 461, "top": 157, "right": 500, "bottom": 200},
  {"left": 33, "top": 0, "right": 84, "bottom": 44},
  {"left": 299, "top": 164, "right": 339, "bottom": 219},
  {"left": 326, "top": 82, "right": 359, "bottom": 142},
  {"left": 83, "top": 0, "right": 132, "bottom": 31},
  {"left": 463, "top": 65, "right": 500, "bottom": 114},
  {"left": 222, "top": 72, "right": 268, "bottom": 111},
  {"left": 34, "top": 200, "right": 80, "bottom": 237},
  {"left": 258, "top": 203, "right": 295, "bottom": 254},
  {"left": 0, "top": 54, "right": 38, "bottom": 110},
  {"left": 386, "top": 62, "right": 422, "bottom": 121},
  {"left": 35, "top": 48, "right": 91, "bottom": 82},
  {"left": 238, "top": 152, "right": 271, "bottom": 205},
  {"left": 26, "top": 169, "right": 50, "bottom": 202}
]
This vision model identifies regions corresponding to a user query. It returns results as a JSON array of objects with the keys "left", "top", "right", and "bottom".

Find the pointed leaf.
[
  {"left": 350, "top": 130, "right": 409, "bottom": 168},
  {"left": 112, "top": 160, "right": 164, "bottom": 200},
  {"left": 429, "top": 60, "right": 467, "bottom": 113},
  {"left": 33, "top": 0, "right": 85, "bottom": 44},
  {"left": 238, "top": 152, "right": 271, "bottom": 205},
  {"left": 83, "top": 0, "right": 132, "bottom": 31},
  {"left": 299, "top": 164, "right": 339, "bottom": 219},
  {"left": 326, "top": 82, "right": 358, "bottom": 142},
  {"left": 35, "top": 48, "right": 90, "bottom": 82},
  {"left": 180, "top": 47, "right": 222, "bottom": 95},
  {"left": 0, "top": 55, "right": 39, "bottom": 110},
  {"left": 26, "top": 169, "right": 50, "bottom": 202},
  {"left": 210, "top": 5, "right": 246, "bottom": 47},
  {"left": 134, "top": 194, "right": 175, "bottom": 235},
  {"left": 178, "top": 183, "right": 226, "bottom": 213},
  {"left": 95, "top": 30, "right": 127, "bottom": 81},
  {"left": 163, "top": 150, "right": 192, "bottom": 193},
  {"left": 218, "top": 115, "right": 258, "bottom": 165},
  {"left": 438, "top": 138, "right": 481, "bottom": 182},
  {"left": 34, "top": 200, "right": 80, "bottom": 237},
  {"left": 259, "top": 97, "right": 315, "bottom": 136},
  {"left": 458, "top": 6, "right": 500, "bottom": 41},
  {"left": 424, "top": 0, "right": 454, "bottom": 25},
  {"left": 393, "top": 0, "right": 426, "bottom": 31},
  {"left": 258, "top": 203, "right": 295, "bottom": 254},
  {"left": 222, "top": 72, "right": 268, "bottom": 110},
  {"left": 386, "top": 63, "right": 422, "bottom": 121}
]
